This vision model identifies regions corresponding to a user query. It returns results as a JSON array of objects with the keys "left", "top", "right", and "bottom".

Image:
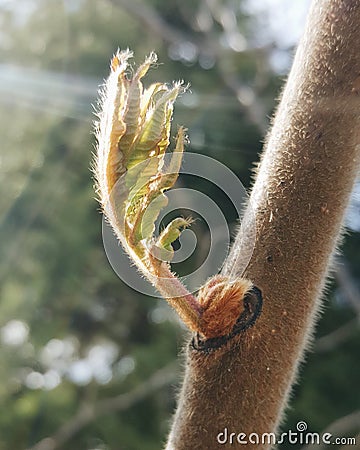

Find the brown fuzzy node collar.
[{"left": 191, "top": 285, "right": 263, "bottom": 352}]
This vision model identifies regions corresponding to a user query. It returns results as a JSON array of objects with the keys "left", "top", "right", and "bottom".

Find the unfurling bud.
[{"left": 93, "top": 50, "right": 258, "bottom": 341}]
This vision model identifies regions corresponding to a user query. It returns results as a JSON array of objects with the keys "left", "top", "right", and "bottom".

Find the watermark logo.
[{"left": 216, "top": 421, "right": 357, "bottom": 446}]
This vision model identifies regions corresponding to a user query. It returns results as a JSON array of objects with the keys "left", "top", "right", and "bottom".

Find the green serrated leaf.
[
  {"left": 126, "top": 127, "right": 186, "bottom": 245},
  {"left": 125, "top": 156, "right": 161, "bottom": 196},
  {"left": 118, "top": 79, "right": 141, "bottom": 159},
  {"left": 118, "top": 53, "right": 157, "bottom": 163},
  {"left": 137, "top": 193, "right": 169, "bottom": 242},
  {"left": 157, "top": 127, "right": 185, "bottom": 192},
  {"left": 158, "top": 217, "right": 192, "bottom": 250},
  {"left": 150, "top": 217, "right": 192, "bottom": 262},
  {"left": 127, "top": 85, "right": 180, "bottom": 168}
]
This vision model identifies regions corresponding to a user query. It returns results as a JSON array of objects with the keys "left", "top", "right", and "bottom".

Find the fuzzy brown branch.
[
  {"left": 166, "top": 1, "right": 360, "bottom": 449},
  {"left": 28, "top": 362, "right": 178, "bottom": 450}
]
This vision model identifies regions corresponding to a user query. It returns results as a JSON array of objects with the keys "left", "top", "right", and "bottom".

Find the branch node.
[{"left": 192, "top": 282, "right": 263, "bottom": 352}]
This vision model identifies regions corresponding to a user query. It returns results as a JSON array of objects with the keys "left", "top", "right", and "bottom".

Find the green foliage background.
[{"left": 0, "top": 1, "right": 359, "bottom": 449}]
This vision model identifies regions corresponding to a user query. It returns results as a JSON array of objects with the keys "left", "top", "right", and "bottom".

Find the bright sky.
[{"left": 245, "top": 0, "right": 312, "bottom": 47}]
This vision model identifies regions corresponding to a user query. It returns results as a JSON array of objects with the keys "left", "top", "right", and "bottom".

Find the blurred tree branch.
[
  {"left": 315, "top": 259, "right": 360, "bottom": 352},
  {"left": 108, "top": 0, "right": 269, "bottom": 133},
  {"left": 110, "top": 0, "right": 185, "bottom": 46},
  {"left": 314, "top": 317, "right": 358, "bottom": 352},
  {"left": 334, "top": 258, "right": 360, "bottom": 315},
  {"left": 28, "top": 361, "right": 178, "bottom": 450}
]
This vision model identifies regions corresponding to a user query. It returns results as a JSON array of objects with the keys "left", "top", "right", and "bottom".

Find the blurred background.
[{"left": 0, "top": 0, "right": 359, "bottom": 449}]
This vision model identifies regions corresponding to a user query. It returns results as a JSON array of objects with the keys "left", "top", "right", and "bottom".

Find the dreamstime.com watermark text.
[{"left": 217, "top": 421, "right": 357, "bottom": 446}]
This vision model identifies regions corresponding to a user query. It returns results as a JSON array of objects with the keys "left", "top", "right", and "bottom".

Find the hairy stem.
[{"left": 166, "top": 1, "right": 360, "bottom": 448}]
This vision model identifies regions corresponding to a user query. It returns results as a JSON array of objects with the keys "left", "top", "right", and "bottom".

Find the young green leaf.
[{"left": 94, "top": 50, "right": 200, "bottom": 330}]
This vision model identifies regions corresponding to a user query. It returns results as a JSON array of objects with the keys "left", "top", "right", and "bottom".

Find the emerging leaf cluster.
[{"left": 94, "top": 50, "right": 191, "bottom": 277}]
